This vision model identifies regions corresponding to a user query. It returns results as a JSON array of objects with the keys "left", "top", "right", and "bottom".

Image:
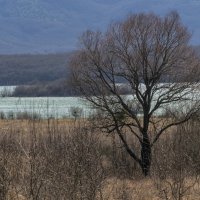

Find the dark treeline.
[
  {"left": 12, "top": 81, "right": 131, "bottom": 97},
  {"left": 12, "top": 79, "right": 79, "bottom": 97}
]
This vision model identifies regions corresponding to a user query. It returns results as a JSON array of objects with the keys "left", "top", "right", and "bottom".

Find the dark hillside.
[
  {"left": 0, "top": 53, "right": 71, "bottom": 85},
  {"left": 0, "top": 46, "right": 199, "bottom": 86}
]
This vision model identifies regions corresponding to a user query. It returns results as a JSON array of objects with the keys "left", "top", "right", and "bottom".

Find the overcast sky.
[{"left": 0, "top": 0, "right": 199, "bottom": 53}]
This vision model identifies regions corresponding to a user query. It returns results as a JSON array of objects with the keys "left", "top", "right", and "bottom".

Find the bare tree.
[{"left": 70, "top": 11, "right": 200, "bottom": 176}]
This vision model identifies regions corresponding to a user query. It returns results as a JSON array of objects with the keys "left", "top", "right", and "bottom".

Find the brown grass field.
[{"left": 0, "top": 118, "right": 200, "bottom": 200}]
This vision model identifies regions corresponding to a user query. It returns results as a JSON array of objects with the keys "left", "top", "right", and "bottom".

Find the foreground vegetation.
[{"left": 0, "top": 117, "right": 200, "bottom": 200}]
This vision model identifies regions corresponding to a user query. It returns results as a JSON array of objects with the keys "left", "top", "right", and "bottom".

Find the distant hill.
[
  {"left": 1, "top": 45, "right": 200, "bottom": 86},
  {"left": 0, "top": 0, "right": 200, "bottom": 54},
  {"left": 0, "top": 53, "right": 71, "bottom": 85}
]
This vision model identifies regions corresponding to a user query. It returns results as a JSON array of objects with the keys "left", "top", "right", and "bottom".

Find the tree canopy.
[{"left": 70, "top": 11, "right": 200, "bottom": 176}]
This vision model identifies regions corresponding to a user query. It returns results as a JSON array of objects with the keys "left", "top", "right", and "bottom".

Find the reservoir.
[{"left": 0, "top": 85, "right": 199, "bottom": 119}]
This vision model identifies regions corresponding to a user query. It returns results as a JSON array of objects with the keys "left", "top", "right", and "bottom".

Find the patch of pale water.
[
  {"left": 0, "top": 84, "right": 199, "bottom": 119},
  {"left": 0, "top": 97, "right": 92, "bottom": 119}
]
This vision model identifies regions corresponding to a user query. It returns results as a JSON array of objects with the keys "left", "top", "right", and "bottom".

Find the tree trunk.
[{"left": 141, "top": 136, "right": 151, "bottom": 176}]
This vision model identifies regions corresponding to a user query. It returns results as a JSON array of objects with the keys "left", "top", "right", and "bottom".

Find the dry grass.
[
  {"left": 3, "top": 178, "right": 200, "bottom": 200},
  {"left": 0, "top": 118, "right": 199, "bottom": 200},
  {"left": 98, "top": 177, "right": 200, "bottom": 200},
  {"left": 100, "top": 178, "right": 158, "bottom": 200}
]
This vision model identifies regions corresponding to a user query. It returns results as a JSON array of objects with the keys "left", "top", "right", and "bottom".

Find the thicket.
[{"left": 0, "top": 117, "right": 199, "bottom": 199}]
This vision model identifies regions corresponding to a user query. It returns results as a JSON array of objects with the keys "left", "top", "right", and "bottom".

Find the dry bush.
[
  {"left": 99, "top": 133, "right": 142, "bottom": 179},
  {"left": 0, "top": 131, "right": 23, "bottom": 200},
  {"left": 43, "top": 124, "right": 106, "bottom": 200},
  {"left": 152, "top": 119, "right": 200, "bottom": 200},
  {"left": 0, "top": 119, "right": 106, "bottom": 199}
]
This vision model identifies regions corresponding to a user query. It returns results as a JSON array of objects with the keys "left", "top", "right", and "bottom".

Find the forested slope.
[{"left": 0, "top": 53, "right": 71, "bottom": 85}]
